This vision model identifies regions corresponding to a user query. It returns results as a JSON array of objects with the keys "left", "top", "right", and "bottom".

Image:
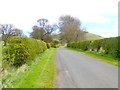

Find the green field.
[
  {"left": 85, "top": 33, "right": 103, "bottom": 40},
  {"left": 2, "top": 48, "right": 56, "bottom": 88}
]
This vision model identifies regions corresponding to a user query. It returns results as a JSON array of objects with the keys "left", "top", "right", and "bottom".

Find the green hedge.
[
  {"left": 67, "top": 36, "right": 120, "bottom": 59},
  {"left": 3, "top": 36, "right": 47, "bottom": 67},
  {"left": 51, "top": 43, "right": 62, "bottom": 48},
  {"left": 46, "top": 43, "right": 51, "bottom": 49}
]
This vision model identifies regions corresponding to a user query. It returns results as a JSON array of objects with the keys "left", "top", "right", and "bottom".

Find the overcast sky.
[{"left": 0, "top": 0, "right": 119, "bottom": 37}]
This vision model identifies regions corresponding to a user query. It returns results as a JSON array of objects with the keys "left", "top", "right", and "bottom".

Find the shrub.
[
  {"left": 67, "top": 36, "right": 120, "bottom": 59},
  {"left": 90, "top": 40, "right": 102, "bottom": 52},
  {"left": 51, "top": 43, "right": 56, "bottom": 48},
  {"left": 67, "top": 43, "right": 71, "bottom": 47},
  {"left": 51, "top": 43, "right": 62, "bottom": 48},
  {"left": 78, "top": 41, "right": 91, "bottom": 51},
  {"left": 102, "top": 37, "right": 119, "bottom": 58},
  {"left": 3, "top": 36, "right": 47, "bottom": 67},
  {"left": 55, "top": 44, "right": 62, "bottom": 48},
  {"left": 46, "top": 43, "right": 51, "bottom": 49}
]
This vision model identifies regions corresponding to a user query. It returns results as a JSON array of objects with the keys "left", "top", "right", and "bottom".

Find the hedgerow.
[
  {"left": 46, "top": 43, "right": 51, "bottom": 49},
  {"left": 3, "top": 36, "right": 47, "bottom": 67},
  {"left": 67, "top": 36, "right": 120, "bottom": 59},
  {"left": 51, "top": 43, "right": 62, "bottom": 48}
]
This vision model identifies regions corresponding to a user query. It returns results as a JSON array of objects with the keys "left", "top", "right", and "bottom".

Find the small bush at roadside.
[{"left": 3, "top": 36, "right": 47, "bottom": 67}]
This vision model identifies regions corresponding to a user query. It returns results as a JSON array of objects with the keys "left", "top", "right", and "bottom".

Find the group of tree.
[
  {"left": 0, "top": 15, "right": 88, "bottom": 45},
  {"left": 0, "top": 24, "right": 24, "bottom": 46},
  {"left": 30, "top": 18, "right": 58, "bottom": 43},
  {"left": 30, "top": 15, "right": 87, "bottom": 44}
]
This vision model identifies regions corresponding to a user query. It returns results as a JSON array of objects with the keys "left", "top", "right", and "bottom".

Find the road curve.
[{"left": 54, "top": 47, "right": 118, "bottom": 88}]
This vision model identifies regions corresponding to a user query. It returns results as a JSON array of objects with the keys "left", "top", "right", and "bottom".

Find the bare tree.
[
  {"left": 13, "top": 28, "right": 23, "bottom": 36},
  {"left": 0, "top": 24, "right": 23, "bottom": 46},
  {"left": 58, "top": 15, "right": 85, "bottom": 43},
  {"left": 30, "top": 18, "right": 57, "bottom": 41},
  {"left": 37, "top": 18, "right": 48, "bottom": 28}
]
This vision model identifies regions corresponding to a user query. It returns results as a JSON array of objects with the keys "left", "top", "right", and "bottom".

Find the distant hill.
[
  {"left": 52, "top": 32, "right": 104, "bottom": 43},
  {"left": 84, "top": 33, "right": 103, "bottom": 40}
]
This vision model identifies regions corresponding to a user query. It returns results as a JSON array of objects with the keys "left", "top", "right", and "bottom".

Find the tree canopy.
[
  {"left": 58, "top": 15, "right": 86, "bottom": 43},
  {"left": 30, "top": 18, "right": 58, "bottom": 43}
]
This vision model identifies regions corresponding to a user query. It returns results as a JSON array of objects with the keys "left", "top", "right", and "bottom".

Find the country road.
[{"left": 54, "top": 47, "right": 118, "bottom": 88}]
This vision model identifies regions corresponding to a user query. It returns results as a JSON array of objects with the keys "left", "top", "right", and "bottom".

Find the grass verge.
[
  {"left": 0, "top": 42, "right": 2, "bottom": 89},
  {"left": 2, "top": 48, "right": 56, "bottom": 88},
  {"left": 66, "top": 47, "right": 119, "bottom": 67}
]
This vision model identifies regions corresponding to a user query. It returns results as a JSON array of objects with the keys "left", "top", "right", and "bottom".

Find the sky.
[{"left": 0, "top": 0, "right": 119, "bottom": 37}]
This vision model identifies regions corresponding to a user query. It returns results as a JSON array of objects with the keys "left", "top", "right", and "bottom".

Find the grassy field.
[
  {"left": 66, "top": 47, "right": 119, "bottom": 66},
  {"left": 2, "top": 48, "right": 56, "bottom": 88},
  {"left": 85, "top": 33, "right": 103, "bottom": 40}
]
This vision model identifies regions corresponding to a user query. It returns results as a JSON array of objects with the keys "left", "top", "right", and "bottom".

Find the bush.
[
  {"left": 51, "top": 43, "right": 56, "bottom": 48},
  {"left": 102, "top": 37, "right": 119, "bottom": 58},
  {"left": 90, "top": 40, "right": 102, "bottom": 52},
  {"left": 55, "top": 44, "right": 62, "bottom": 48},
  {"left": 46, "top": 43, "right": 51, "bottom": 49},
  {"left": 51, "top": 43, "right": 62, "bottom": 48},
  {"left": 79, "top": 41, "right": 91, "bottom": 50},
  {"left": 3, "top": 36, "right": 47, "bottom": 67},
  {"left": 67, "top": 36, "right": 120, "bottom": 59}
]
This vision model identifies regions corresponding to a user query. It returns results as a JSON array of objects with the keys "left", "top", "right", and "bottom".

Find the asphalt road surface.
[{"left": 54, "top": 47, "right": 118, "bottom": 88}]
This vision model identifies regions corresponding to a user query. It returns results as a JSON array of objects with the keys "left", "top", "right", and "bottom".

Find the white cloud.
[
  {"left": 88, "top": 28, "right": 118, "bottom": 37},
  {"left": 81, "top": 15, "right": 112, "bottom": 24},
  {"left": 0, "top": 0, "right": 119, "bottom": 37}
]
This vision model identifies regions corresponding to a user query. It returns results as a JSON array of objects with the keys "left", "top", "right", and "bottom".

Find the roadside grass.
[
  {"left": 0, "top": 41, "right": 3, "bottom": 62},
  {"left": 66, "top": 47, "right": 119, "bottom": 67},
  {"left": 0, "top": 41, "right": 2, "bottom": 89},
  {"left": 2, "top": 48, "right": 56, "bottom": 88}
]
